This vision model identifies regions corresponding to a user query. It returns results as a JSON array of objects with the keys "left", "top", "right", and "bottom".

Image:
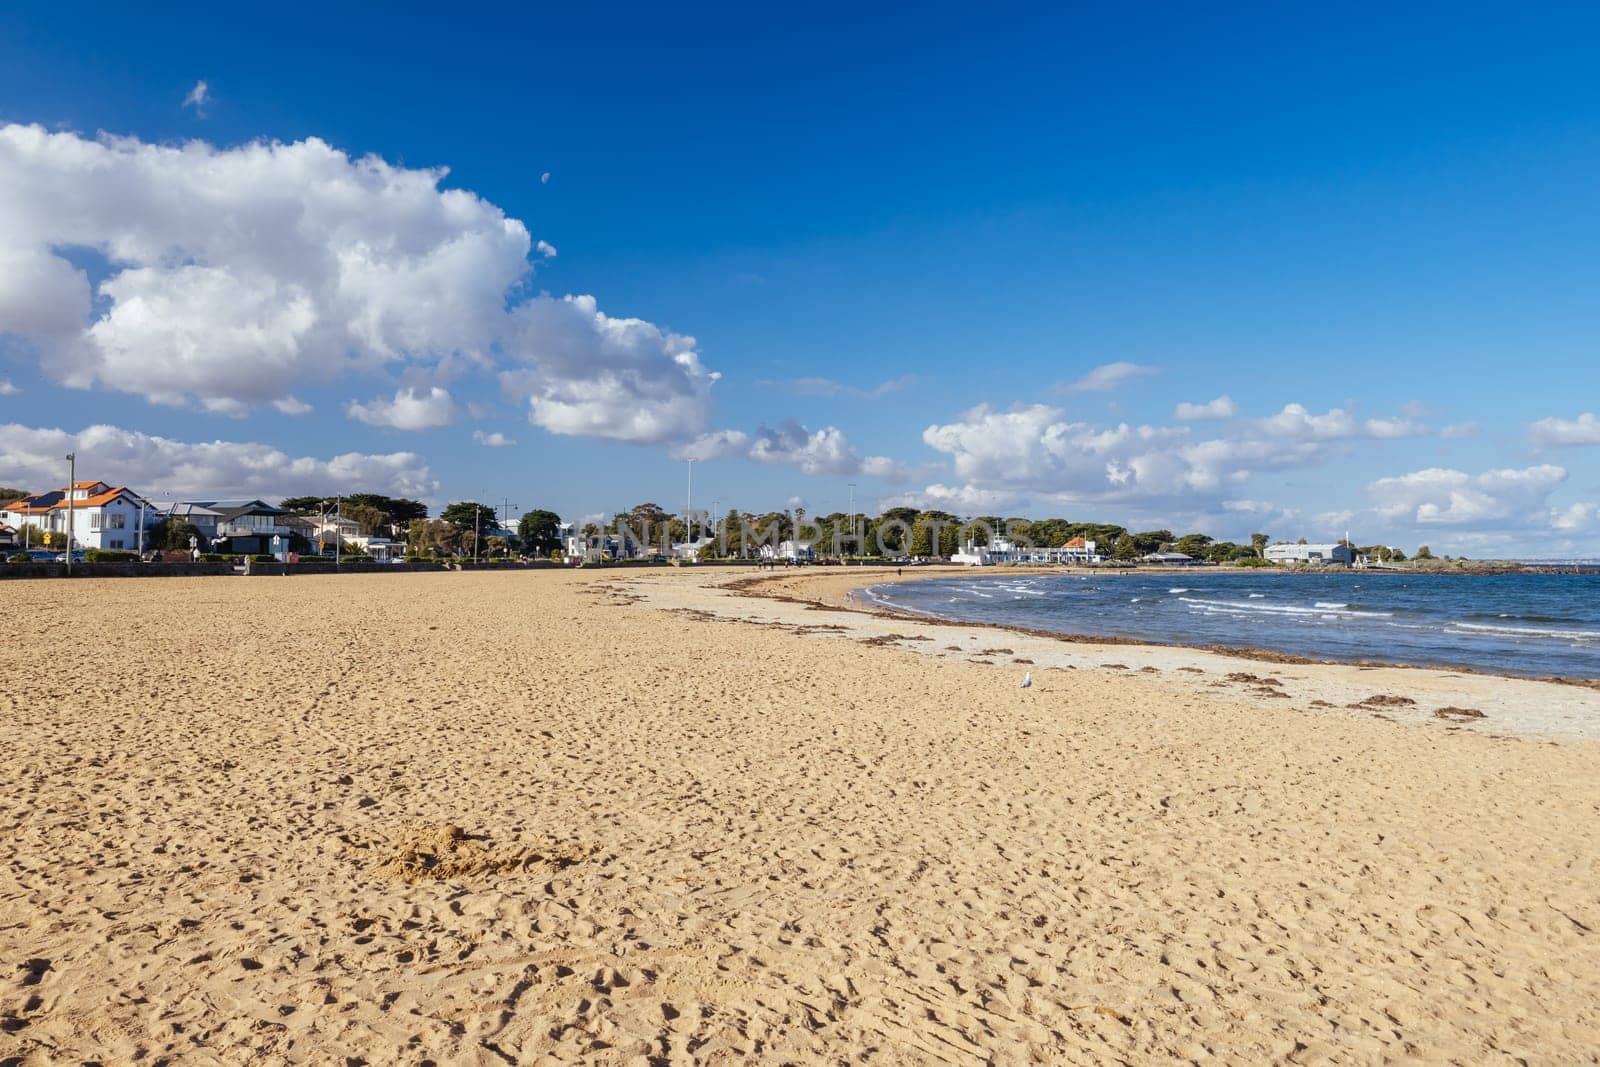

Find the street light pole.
[
  {"left": 64, "top": 452, "right": 76, "bottom": 575},
  {"left": 847, "top": 482, "right": 857, "bottom": 559}
]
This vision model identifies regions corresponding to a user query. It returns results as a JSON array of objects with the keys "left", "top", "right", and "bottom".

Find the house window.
[
  {"left": 90, "top": 512, "right": 103, "bottom": 529},
  {"left": 108, "top": 513, "right": 126, "bottom": 529},
  {"left": 109, "top": 538, "right": 124, "bottom": 549}
]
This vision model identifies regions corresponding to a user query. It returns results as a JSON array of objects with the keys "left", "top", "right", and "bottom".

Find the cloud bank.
[
  {"left": 0, "top": 421, "right": 437, "bottom": 500},
  {"left": 0, "top": 124, "right": 713, "bottom": 443}
]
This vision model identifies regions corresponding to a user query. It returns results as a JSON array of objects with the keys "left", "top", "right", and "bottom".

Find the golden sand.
[{"left": 3, "top": 567, "right": 1598, "bottom": 1063}]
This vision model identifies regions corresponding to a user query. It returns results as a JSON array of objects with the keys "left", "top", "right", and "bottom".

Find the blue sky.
[{"left": 2, "top": 4, "right": 1599, "bottom": 554}]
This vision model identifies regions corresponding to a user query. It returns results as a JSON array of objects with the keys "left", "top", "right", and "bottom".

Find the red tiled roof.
[{"left": 2, "top": 487, "right": 140, "bottom": 513}]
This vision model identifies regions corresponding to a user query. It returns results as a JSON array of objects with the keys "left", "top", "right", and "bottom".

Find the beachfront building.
[
  {"left": 672, "top": 536, "right": 716, "bottom": 560},
  {"left": 1, "top": 482, "right": 156, "bottom": 552},
  {"left": 561, "top": 522, "right": 643, "bottom": 563},
  {"left": 1036, "top": 536, "right": 1101, "bottom": 564},
  {"left": 1264, "top": 542, "right": 1356, "bottom": 566},
  {"left": 1141, "top": 550, "right": 1200, "bottom": 566},
  {"left": 951, "top": 541, "right": 990, "bottom": 565},
  {"left": 308, "top": 514, "right": 363, "bottom": 552},
  {"left": 759, "top": 539, "right": 816, "bottom": 561},
  {"left": 363, "top": 537, "right": 402, "bottom": 562},
  {"left": 148, "top": 501, "right": 223, "bottom": 545},
  {"left": 952, "top": 536, "right": 1103, "bottom": 566},
  {"left": 206, "top": 500, "right": 292, "bottom": 555},
  {"left": 951, "top": 536, "right": 1025, "bottom": 565}
]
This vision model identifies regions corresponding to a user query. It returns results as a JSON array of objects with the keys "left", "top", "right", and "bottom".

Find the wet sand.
[{"left": 3, "top": 567, "right": 1598, "bottom": 1063}]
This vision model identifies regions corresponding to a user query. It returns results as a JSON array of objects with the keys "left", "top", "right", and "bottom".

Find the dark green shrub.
[{"left": 85, "top": 549, "right": 140, "bottom": 562}]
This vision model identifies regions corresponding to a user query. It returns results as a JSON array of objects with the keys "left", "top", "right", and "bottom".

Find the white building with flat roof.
[{"left": 1265, "top": 542, "right": 1355, "bottom": 566}]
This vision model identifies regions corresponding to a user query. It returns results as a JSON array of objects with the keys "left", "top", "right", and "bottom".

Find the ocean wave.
[
  {"left": 1168, "top": 587, "right": 1190, "bottom": 594},
  {"left": 1453, "top": 621, "right": 1600, "bottom": 641},
  {"left": 1179, "top": 596, "right": 1393, "bottom": 618},
  {"left": 1314, "top": 601, "right": 1350, "bottom": 609}
]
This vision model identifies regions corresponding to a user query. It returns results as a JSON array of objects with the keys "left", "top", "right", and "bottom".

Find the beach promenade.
[{"left": 3, "top": 567, "right": 1598, "bottom": 1063}]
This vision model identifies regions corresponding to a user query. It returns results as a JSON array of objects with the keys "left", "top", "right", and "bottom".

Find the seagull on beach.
[{"left": 1021, "top": 671, "right": 1032, "bottom": 689}]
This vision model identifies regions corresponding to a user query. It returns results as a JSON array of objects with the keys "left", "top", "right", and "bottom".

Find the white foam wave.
[
  {"left": 1179, "top": 596, "right": 1392, "bottom": 618},
  {"left": 1168, "top": 587, "right": 1190, "bottom": 594},
  {"left": 1453, "top": 621, "right": 1600, "bottom": 641}
]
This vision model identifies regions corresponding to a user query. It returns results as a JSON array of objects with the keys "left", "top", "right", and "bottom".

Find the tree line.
[{"left": 3, "top": 481, "right": 1420, "bottom": 562}]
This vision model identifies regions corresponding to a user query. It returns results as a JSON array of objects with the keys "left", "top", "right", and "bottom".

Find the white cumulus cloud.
[
  {"left": 1173, "top": 395, "right": 1236, "bottom": 421},
  {"left": 0, "top": 124, "right": 707, "bottom": 445},
  {"left": 672, "top": 420, "right": 909, "bottom": 481},
  {"left": 472, "top": 430, "right": 516, "bottom": 447},
  {"left": 1366, "top": 464, "right": 1569, "bottom": 526},
  {"left": 346, "top": 386, "right": 458, "bottom": 430},
  {"left": 502, "top": 294, "right": 717, "bottom": 444},
  {"left": 1529, "top": 413, "right": 1600, "bottom": 448},
  {"left": 0, "top": 421, "right": 437, "bottom": 499}
]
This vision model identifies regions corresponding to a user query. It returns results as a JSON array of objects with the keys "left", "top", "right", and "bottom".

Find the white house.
[
  {"left": 1, "top": 482, "right": 156, "bottom": 551},
  {"left": 672, "top": 536, "right": 716, "bottom": 560},
  {"left": 1033, "top": 537, "right": 1101, "bottom": 564},
  {"left": 561, "top": 522, "right": 643, "bottom": 563},
  {"left": 308, "top": 514, "right": 363, "bottom": 551},
  {"left": 758, "top": 539, "right": 815, "bottom": 561},
  {"left": 1265, "top": 542, "right": 1356, "bottom": 566}
]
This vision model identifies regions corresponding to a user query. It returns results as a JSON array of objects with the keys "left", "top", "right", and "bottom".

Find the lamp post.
[
  {"left": 322, "top": 496, "right": 341, "bottom": 569},
  {"left": 847, "top": 482, "right": 857, "bottom": 560},
  {"left": 497, "top": 498, "right": 518, "bottom": 559},
  {"left": 64, "top": 452, "right": 75, "bottom": 575}
]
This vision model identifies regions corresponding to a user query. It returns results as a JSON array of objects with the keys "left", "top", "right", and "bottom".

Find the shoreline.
[
  {"left": 631, "top": 565, "right": 1600, "bottom": 742},
  {"left": 809, "top": 569, "right": 1600, "bottom": 691}
]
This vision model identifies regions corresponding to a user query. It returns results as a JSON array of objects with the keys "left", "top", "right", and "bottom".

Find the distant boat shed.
[
  {"left": 1141, "top": 551, "right": 1200, "bottom": 565},
  {"left": 1264, "top": 542, "right": 1356, "bottom": 566}
]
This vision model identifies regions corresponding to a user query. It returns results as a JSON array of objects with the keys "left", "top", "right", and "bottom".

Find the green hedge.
[{"left": 85, "top": 549, "right": 140, "bottom": 562}]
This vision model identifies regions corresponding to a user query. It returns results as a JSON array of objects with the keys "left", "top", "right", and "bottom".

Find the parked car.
[{"left": 52, "top": 550, "right": 87, "bottom": 562}]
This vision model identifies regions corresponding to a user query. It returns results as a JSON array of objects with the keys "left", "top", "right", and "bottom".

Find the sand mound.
[{"left": 373, "top": 822, "right": 585, "bottom": 882}]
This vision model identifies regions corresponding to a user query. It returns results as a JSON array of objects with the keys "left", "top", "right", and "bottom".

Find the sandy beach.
[{"left": 4, "top": 566, "right": 1600, "bottom": 1064}]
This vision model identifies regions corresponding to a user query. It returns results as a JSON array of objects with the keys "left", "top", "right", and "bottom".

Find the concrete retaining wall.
[{"left": 0, "top": 559, "right": 564, "bottom": 580}]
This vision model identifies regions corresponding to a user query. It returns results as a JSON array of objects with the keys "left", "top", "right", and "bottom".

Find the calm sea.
[{"left": 863, "top": 571, "right": 1600, "bottom": 680}]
